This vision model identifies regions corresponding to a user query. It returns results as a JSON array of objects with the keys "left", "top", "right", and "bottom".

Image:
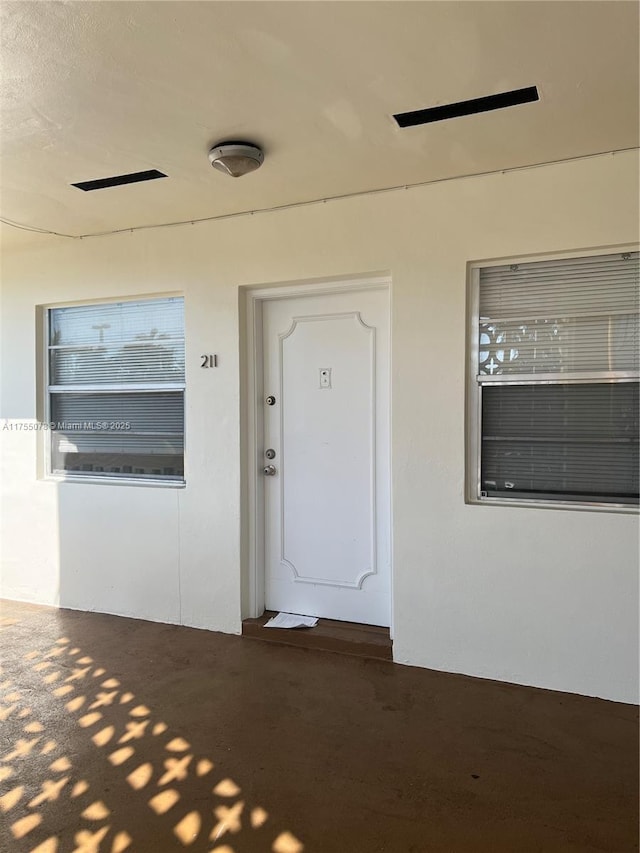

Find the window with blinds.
[
  {"left": 473, "top": 251, "right": 639, "bottom": 507},
  {"left": 47, "top": 297, "right": 185, "bottom": 482}
]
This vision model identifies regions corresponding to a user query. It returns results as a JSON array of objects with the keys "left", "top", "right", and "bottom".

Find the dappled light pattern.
[{"left": 0, "top": 623, "right": 304, "bottom": 852}]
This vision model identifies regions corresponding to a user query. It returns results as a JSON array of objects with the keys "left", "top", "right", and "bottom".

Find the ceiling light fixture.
[{"left": 208, "top": 141, "right": 264, "bottom": 178}]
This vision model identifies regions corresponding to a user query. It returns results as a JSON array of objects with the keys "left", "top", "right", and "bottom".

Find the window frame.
[
  {"left": 466, "top": 246, "right": 639, "bottom": 513},
  {"left": 39, "top": 292, "right": 186, "bottom": 488}
]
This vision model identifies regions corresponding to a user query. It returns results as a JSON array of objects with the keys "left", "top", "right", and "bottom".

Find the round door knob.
[
  {"left": 265, "top": 395, "right": 276, "bottom": 406},
  {"left": 263, "top": 465, "right": 277, "bottom": 476}
]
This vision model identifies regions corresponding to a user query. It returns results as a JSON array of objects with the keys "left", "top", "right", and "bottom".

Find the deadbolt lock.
[
  {"left": 265, "top": 448, "right": 276, "bottom": 460},
  {"left": 265, "top": 395, "right": 276, "bottom": 406}
]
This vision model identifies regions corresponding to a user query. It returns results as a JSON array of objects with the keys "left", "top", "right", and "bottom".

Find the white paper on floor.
[{"left": 264, "top": 612, "right": 318, "bottom": 629}]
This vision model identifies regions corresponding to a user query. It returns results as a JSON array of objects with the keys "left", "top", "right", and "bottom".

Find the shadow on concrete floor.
[{"left": 0, "top": 600, "right": 638, "bottom": 853}]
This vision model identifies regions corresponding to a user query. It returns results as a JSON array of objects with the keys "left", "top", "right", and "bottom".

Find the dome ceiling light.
[{"left": 208, "top": 142, "right": 264, "bottom": 178}]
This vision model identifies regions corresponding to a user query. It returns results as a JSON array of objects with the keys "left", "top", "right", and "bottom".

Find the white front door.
[{"left": 262, "top": 286, "right": 390, "bottom": 626}]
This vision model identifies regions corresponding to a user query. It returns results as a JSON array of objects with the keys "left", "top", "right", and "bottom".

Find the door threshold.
[{"left": 242, "top": 612, "right": 392, "bottom": 661}]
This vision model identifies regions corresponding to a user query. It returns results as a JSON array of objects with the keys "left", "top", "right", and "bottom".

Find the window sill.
[
  {"left": 467, "top": 495, "right": 639, "bottom": 514},
  {"left": 41, "top": 474, "right": 186, "bottom": 489}
]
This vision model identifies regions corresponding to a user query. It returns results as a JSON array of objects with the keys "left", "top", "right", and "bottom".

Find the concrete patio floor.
[{"left": 0, "top": 599, "right": 637, "bottom": 852}]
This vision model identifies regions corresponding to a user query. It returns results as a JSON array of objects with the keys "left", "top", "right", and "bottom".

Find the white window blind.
[
  {"left": 475, "top": 251, "right": 639, "bottom": 506},
  {"left": 47, "top": 297, "right": 185, "bottom": 482}
]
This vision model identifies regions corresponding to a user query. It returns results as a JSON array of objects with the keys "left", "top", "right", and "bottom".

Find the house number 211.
[{"left": 201, "top": 354, "right": 218, "bottom": 368}]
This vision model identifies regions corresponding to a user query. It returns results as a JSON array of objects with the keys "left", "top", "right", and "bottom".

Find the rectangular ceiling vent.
[
  {"left": 71, "top": 169, "right": 167, "bottom": 192},
  {"left": 393, "top": 86, "right": 539, "bottom": 128}
]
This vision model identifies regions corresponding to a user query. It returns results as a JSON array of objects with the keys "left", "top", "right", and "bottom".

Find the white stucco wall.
[{"left": 1, "top": 150, "right": 638, "bottom": 703}]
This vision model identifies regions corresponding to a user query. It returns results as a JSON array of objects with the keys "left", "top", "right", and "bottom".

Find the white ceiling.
[{"left": 1, "top": 1, "right": 638, "bottom": 247}]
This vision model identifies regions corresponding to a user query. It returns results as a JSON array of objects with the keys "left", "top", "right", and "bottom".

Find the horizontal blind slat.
[
  {"left": 50, "top": 298, "right": 184, "bottom": 347},
  {"left": 480, "top": 383, "right": 639, "bottom": 504},
  {"left": 51, "top": 392, "right": 184, "bottom": 433},
  {"left": 479, "top": 315, "right": 639, "bottom": 374},
  {"left": 480, "top": 253, "right": 639, "bottom": 321},
  {"left": 50, "top": 343, "right": 185, "bottom": 385}
]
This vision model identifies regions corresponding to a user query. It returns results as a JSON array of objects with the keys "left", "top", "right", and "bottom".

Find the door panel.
[{"left": 262, "top": 287, "right": 390, "bottom": 626}]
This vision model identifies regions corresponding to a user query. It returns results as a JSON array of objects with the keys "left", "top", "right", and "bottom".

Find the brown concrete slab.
[{"left": 0, "top": 599, "right": 637, "bottom": 853}]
